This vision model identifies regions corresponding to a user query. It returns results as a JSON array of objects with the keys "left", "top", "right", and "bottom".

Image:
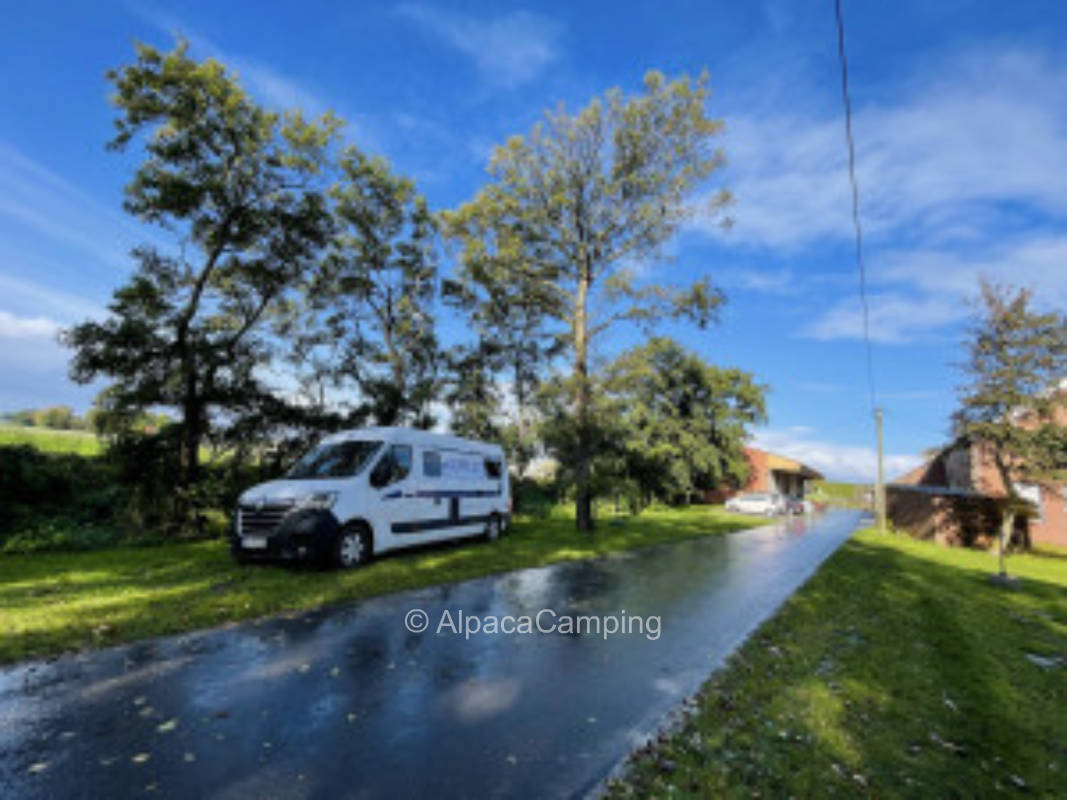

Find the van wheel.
[
  {"left": 485, "top": 514, "right": 501, "bottom": 542},
  {"left": 335, "top": 524, "right": 372, "bottom": 569}
]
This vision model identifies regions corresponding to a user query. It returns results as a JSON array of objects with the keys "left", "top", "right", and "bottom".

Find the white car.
[
  {"left": 231, "top": 427, "right": 510, "bottom": 568},
  {"left": 724, "top": 492, "right": 785, "bottom": 516}
]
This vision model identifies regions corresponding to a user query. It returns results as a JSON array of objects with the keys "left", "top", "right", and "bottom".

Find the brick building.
[
  {"left": 888, "top": 395, "right": 1067, "bottom": 548},
  {"left": 704, "top": 447, "right": 823, "bottom": 503}
]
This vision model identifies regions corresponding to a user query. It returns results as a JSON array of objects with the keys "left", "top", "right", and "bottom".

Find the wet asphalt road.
[{"left": 1, "top": 509, "right": 864, "bottom": 800}]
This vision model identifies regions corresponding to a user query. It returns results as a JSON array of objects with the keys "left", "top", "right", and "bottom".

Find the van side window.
[
  {"left": 485, "top": 458, "right": 502, "bottom": 479},
  {"left": 370, "top": 444, "right": 413, "bottom": 488},
  {"left": 423, "top": 450, "right": 441, "bottom": 478},
  {"left": 393, "top": 445, "right": 412, "bottom": 482}
]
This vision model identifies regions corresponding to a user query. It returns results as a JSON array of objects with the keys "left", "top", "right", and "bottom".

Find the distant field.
[
  {"left": 812, "top": 480, "right": 871, "bottom": 508},
  {"left": 0, "top": 425, "right": 103, "bottom": 455}
]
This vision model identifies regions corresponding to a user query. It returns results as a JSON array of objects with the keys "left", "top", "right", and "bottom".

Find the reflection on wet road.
[{"left": 0, "top": 510, "right": 864, "bottom": 799}]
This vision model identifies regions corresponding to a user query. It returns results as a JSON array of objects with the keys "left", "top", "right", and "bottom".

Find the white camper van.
[{"left": 231, "top": 428, "right": 510, "bottom": 568}]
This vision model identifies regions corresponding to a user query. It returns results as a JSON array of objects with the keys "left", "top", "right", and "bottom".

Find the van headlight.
[{"left": 298, "top": 492, "right": 338, "bottom": 510}]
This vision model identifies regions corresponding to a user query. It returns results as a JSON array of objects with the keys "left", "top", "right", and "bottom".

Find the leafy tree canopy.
[{"left": 63, "top": 40, "right": 340, "bottom": 488}]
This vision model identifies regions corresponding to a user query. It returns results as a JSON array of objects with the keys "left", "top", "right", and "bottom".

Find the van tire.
[
  {"left": 335, "top": 523, "right": 372, "bottom": 569},
  {"left": 485, "top": 513, "right": 502, "bottom": 542}
]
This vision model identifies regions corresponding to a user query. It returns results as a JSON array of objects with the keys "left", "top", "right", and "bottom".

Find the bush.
[
  {"left": 0, "top": 519, "right": 126, "bottom": 554},
  {"left": 0, "top": 429, "right": 289, "bottom": 553}
]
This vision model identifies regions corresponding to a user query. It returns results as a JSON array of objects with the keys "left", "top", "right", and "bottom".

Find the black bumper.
[{"left": 230, "top": 509, "right": 342, "bottom": 564}]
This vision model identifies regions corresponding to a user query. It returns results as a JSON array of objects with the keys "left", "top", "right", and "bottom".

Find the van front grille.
[{"left": 238, "top": 502, "right": 295, "bottom": 536}]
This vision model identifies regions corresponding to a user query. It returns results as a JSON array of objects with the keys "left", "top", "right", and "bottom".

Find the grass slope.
[
  {"left": 608, "top": 529, "right": 1067, "bottom": 798},
  {"left": 0, "top": 504, "right": 762, "bottom": 665},
  {"left": 0, "top": 426, "right": 103, "bottom": 455}
]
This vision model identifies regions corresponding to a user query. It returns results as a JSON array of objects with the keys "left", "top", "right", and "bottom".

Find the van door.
[{"left": 369, "top": 443, "right": 420, "bottom": 544}]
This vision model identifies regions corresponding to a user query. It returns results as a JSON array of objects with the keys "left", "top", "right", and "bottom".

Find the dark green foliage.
[
  {"left": 299, "top": 148, "right": 441, "bottom": 427},
  {"left": 954, "top": 279, "right": 1067, "bottom": 569},
  {"left": 603, "top": 338, "right": 767, "bottom": 503},
  {"left": 0, "top": 446, "right": 122, "bottom": 551},
  {"left": 63, "top": 40, "right": 340, "bottom": 497},
  {"left": 443, "top": 339, "right": 503, "bottom": 441}
]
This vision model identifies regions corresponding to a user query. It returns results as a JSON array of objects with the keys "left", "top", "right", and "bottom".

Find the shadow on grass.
[{"left": 0, "top": 506, "right": 764, "bottom": 665}]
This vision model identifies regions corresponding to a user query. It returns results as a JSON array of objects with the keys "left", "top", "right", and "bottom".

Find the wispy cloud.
[
  {"left": 128, "top": 4, "right": 332, "bottom": 115},
  {"left": 0, "top": 311, "right": 61, "bottom": 340},
  {"left": 701, "top": 45, "right": 1067, "bottom": 344},
  {"left": 802, "top": 292, "right": 967, "bottom": 344},
  {"left": 397, "top": 5, "right": 562, "bottom": 88},
  {"left": 0, "top": 273, "right": 105, "bottom": 322},
  {"left": 709, "top": 48, "right": 1067, "bottom": 250},
  {"left": 0, "top": 141, "right": 142, "bottom": 271},
  {"left": 752, "top": 427, "right": 922, "bottom": 482}
]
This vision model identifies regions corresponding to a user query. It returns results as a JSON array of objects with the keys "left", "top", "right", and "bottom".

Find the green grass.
[
  {"left": 0, "top": 425, "right": 103, "bottom": 455},
  {"left": 0, "top": 504, "right": 762, "bottom": 665},
  {"left": 608, "top": 529, "right": 1067, "bottom": 799},
  {"left": 812, "top": 480, "right": 871, "bottom": 508}
]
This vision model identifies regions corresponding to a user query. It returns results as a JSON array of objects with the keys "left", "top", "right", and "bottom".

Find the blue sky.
[{"left": 2, "top": 0, "right": 1066, "bottom": 480}]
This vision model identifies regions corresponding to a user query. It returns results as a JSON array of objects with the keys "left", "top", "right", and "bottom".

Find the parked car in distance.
[
  {"left": 231, "top": 427, "right": 510, "bottom": 569},
  {"left": 724, "top": 492, "right": 785, "bottom": 516}
]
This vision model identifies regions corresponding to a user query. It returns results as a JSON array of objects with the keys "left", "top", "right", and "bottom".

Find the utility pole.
[{"left": 875, "top": 407, "right": 886, "bottom": 532}]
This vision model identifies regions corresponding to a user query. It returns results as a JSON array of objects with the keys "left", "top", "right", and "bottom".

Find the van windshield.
[{"left": 286, "top": 440, "right": 383, "bottom": 479}]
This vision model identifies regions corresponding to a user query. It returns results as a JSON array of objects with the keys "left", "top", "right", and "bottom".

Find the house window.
[{"left": 1014, "top": 483, "right": 1043, "bottom": 522}]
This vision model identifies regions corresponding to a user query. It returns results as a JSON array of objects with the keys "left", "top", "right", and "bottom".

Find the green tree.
[
  {"left": 445, "top": 71, "right": 730, "bottom": 531},
  {"left": 63, "top": 41, "right": 338, "bottom": 491},
  {"left": 32, "top": 406, "right": 76, "bottom": 429},
  {"left": 444, "top": 339, "right": 503, "bottom": 441},
  {"left": 954, "top": 280, "right": 1067, "bottom": 575},
  {"left": 302, "top": 149, "right": 440, "bottom": 427},
  {"left": 604, "top": 338, "right": 767, "bottom": 504},
  {"left": 442, "top": 223, "right": 565, "bottom": 477}
]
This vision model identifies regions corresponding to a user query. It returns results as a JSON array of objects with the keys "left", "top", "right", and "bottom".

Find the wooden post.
[{"left": 875, "top": 407, "right": 887, "bottom": 533}]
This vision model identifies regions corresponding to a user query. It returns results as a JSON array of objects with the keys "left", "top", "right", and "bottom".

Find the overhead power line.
[{"left": 833, "top": 0, "right": 877, "bottom": 414}]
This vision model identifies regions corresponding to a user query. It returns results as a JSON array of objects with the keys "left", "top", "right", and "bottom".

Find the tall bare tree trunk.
[
  {"left": 574, "top": 267, "right": 594, "bottom": 533},
  {"left": 180, "top": 364, "right": 201, "bottom": 489},
  {"left": 997, "top": 509, "right": 1013, "bottom": 577},
  {"left": 993, "top": 450, "right": 1015, "bottom": 577}
]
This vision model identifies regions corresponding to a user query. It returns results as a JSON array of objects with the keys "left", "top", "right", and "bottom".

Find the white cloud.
[
  {"left": 397, "top": 5, "right": 561, "bottom": 87},
  {"left": 709, "top": 48, "right": 1067, "bottom": 251},
  {"left": 881, "top": 235, "right": 1067, "bottom": 309},
  {"left": 802, "top": 292, "right": 967, "bottom": 344},
  {"left": 0, "top": 311, "right": 61, "bottom": 339},
  {"left": 718, "top": 267, "right": 799, "bottom": 295},
  {"left": 752, "top": 427, "right": 922, "bottom": 483},
  {"left": 702, "top": 45, "right": 1067, "bottom": 344},
  {"left": 0, "top": 311, "right": 71, "bottom": 389}
]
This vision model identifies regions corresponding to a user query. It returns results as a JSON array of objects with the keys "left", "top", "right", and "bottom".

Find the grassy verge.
[
  {"left": 608, "top": 529, "right": 1067, "bottom": 798},
  {"left": 0, "top": 504, "right": 762, "bottom": 665},
  {"left": 0, "top": 425, "right": 103, "bottom": 455}
]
